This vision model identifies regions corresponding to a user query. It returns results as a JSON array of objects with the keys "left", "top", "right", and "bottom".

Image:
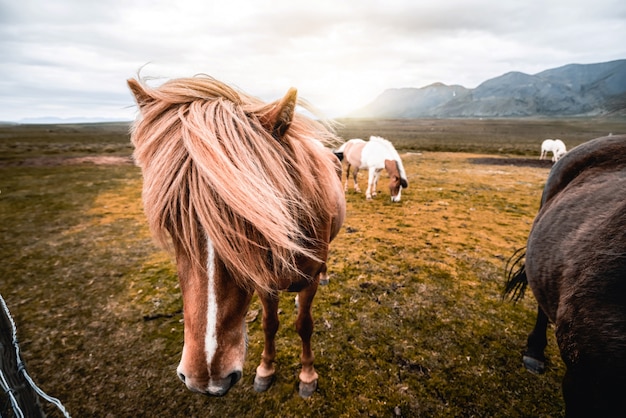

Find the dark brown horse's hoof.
[
  {"left": 298, "top": 379, "right": 317, "bottom": 398},
  {"left": 523, "top": 355, "right": 545, "bottom": 374},
  {"left": 253, "top": 374, "right": 274, "bottom": 392}
]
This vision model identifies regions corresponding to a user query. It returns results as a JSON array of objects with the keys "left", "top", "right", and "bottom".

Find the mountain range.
[{"left": 350, "top": 59, "right": 626, "bottom": 118}]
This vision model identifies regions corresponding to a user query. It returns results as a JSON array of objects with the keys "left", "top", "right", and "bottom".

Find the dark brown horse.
[{"left": 505, "top": 134, "right": 626, "bottom": 417}]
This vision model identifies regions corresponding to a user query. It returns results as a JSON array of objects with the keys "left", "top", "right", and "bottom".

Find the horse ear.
[
  {"left": 127, "top": 78, "right": 153, "bottom": 110},
  {"left": 259, "top": 88, "right": 298, "bottom": 139}
]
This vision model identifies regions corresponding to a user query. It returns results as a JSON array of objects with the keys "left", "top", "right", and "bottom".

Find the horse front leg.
[
  {"left": 523, "top": 305, "right": 549, "bottom": 374},
  {"left": 253, "top": 293, "right": 280, "bottom": 392},
  {"left": 296, "top": 281, "right": 320, "bottom": 397},
  {"left": 371, "top": 169, "right": 381, "bottom": 197},
  {"left": 366, "top": 168, "right": 381, "bottom": 199},
  {"left": 365, "top": 168, "right": 375, "bottom": 199},
  {"left": 344, "top": 164, "right": 351, "bottom": 192},
  {"left": 318, "top": 261, "right": 329, "bottom": 286}
]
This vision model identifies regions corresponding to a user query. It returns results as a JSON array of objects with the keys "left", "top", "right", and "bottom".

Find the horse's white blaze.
[
  {"left": 392, "top": 187, "right": 402, "bottom": 202},
  {"left": 205, "top": 239, "right": 218, "bottom": 371}
]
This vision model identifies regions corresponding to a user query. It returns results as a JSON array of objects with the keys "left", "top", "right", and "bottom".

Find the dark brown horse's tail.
[{"left": 503, "top": 248, "right": 528, "bottom": 302}]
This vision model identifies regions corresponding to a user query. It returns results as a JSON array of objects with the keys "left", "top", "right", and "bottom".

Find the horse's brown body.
[
  {"left": 509, "top": 135, "right": 626, "bottom": 417},
  {"left": 128, "top": 76, "right": 345, "bottom": 398}
]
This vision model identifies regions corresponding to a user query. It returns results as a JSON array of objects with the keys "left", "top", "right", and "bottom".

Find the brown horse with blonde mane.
[{"left": 127, "top": 75, "right": 345, "bottom": 398}]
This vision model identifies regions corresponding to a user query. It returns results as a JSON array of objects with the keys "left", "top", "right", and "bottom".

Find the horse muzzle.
[
  {"left": 206, "top": 371, "right": 242, "bottom": 396},
  {"left": 177, "top": 369, "right": 242, "bottom": 396},
  {"left": 390, "top": 189, "right": 402, "bottom": 202}
]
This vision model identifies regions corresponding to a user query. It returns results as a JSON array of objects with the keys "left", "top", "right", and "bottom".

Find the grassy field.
[
  {"left": 334, "top": 117, "right": 624, "bottom": 155},
  {"left": 0, "top": 118, "right": 624, "bottom": 417}
]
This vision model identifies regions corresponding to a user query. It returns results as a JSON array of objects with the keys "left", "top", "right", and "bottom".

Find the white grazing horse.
[
  {"left": 336, "top": 136, "right": 408, "bottom": 202},
  {"left": 540, "top": 139, "right": 567, "bottom": 162}
]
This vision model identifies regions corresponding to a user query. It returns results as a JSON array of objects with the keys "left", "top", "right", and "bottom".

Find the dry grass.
[
  {"left": 2, "top": 118, "right": 625, "bottom": 416},
  {"left": 335, "top": 117, "right": 625, "bottom": 154}
]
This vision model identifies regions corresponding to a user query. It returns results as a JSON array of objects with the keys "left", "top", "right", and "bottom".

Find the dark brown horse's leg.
[
  {"left": 561, "top": 367, "right": 594, "bottom": 418},
  {"left": 296, "top": 281, "right": 320, "bottom": 398},
  {"left": 254, "top": 293, "right": 280, "bottom": 392},
  {"left": 562, "top": 365, "right": 626, "bottom": 418},
  {"left": 523, "top": 305, "right": 549, "bottom": 374}
]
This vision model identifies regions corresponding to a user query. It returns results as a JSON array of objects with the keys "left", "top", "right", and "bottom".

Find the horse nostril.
[
  {"left": 229, "top": 371, "right": 242, "bottom": 386},
  {"left": 177, "top": 372, "right": 186, "bottom": 383}
]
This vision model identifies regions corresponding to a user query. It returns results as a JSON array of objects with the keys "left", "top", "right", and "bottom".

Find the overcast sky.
[{"left": 1, "top": 0, "right": 625, "bottom": 122}]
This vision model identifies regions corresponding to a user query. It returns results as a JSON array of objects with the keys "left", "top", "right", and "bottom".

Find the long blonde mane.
[{"left": 129, "top": 75, "right": 341, "bottom": 292}]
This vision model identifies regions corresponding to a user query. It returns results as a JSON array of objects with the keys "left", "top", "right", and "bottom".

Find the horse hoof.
[
  {"left": 319, "top": 277, "right": 329, "bottom": 286},
  {"left": 253, "top": 374, "right": 274, "bottom": 392},
  {"left": 299, "top": 379, "right": 317, "bottom": 398},
  {"left": 523, "top": 355, "right": 545, "bottom": 374}
]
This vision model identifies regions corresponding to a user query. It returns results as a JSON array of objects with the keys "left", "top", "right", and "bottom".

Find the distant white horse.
[
  {"left": 336, "top": 136, "right": 408, "bottom": 201},
  {"left": 540, "top": 139, "right": 567, "bottom": 162}
]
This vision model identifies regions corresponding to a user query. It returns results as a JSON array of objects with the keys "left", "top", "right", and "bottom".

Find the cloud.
[{"left": 1, "top": 0, "right": 625, "bottom": 122}]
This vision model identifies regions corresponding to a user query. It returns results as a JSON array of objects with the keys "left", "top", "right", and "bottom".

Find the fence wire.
[{"left": 0, "top": 294, "right": 71, "bottom": 418}]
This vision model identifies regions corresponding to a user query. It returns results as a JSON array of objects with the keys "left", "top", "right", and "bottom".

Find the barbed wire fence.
[{"left": 0, "top": 293, "right": 71, "bottom": 418}]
